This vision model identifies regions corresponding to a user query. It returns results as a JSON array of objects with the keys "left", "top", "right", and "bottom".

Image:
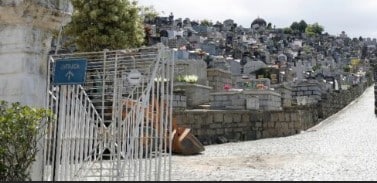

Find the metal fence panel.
[{"left": 43, "top": 45, "right": 174, "bottom": 181}]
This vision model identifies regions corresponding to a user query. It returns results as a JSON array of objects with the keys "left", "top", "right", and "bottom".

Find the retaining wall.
[{"left": 174, "top": 79, "right": 372, "bottom": 145}]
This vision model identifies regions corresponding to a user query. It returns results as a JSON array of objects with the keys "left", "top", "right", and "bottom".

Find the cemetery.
[
  {"left": 143, "top": 14, "right": 375, "bottom": 145},
  {"left": 1, "top": 1, "right": 376, "bottom": 181}
]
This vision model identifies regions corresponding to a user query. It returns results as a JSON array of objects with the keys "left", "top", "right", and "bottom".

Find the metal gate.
[{"left": 42, "top": 45, "right": 174, "bottom": 181}]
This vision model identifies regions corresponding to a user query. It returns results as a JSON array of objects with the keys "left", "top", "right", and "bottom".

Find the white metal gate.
[{"left": 43, "top": 45, "right": 174, "bottom": 181}]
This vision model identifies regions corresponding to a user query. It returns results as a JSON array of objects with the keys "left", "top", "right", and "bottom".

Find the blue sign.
[{"left": 53, "top": 59, "right": 87, "bottom": 85}]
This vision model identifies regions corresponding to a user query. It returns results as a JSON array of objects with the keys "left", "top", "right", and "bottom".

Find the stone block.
[
  {"left": 210, "top": 123, "right": 222, "bottom": 128},
  {"left": 267, "top": 121, "right": 275, "bottom": 128},
  {"left": 255, "top": 121, "right": 262, "bottom": 128},
  {"left": 241, "top": 113, "right": 250, "bottom": 123},
  {"left": 271, "top": 113, "right": 278, "bottom": 122},
  {"left": 244, "top": 131, "right": 256, "bottom": 140},
  {"left": 214, "top": 113, "right": 223, "bottom": 123},
  {"left": 215, "top": 95, "right": 223, "bottom": 101},
  {"left": 246, "top": 97, "right": 259, "bottom": 110},
  {"left": 256, "top": 131, "right": 262, "bottom": 139},
  {"left": 288, "top": 122, "right": 294, "bottom": 129},
  {"left": 294, "top": 121, "right": 302, "bottom": 129},
  {"left": 281, "top": 122, "right": 288, "bottom": 130},
  {"left": 203, "top": 114, "right": 213, "bottom": 124},
  {"left": 278, "top": 112, "right": 285, "bottom": 121},
  {"left": 232, "top": 99, "right": 245, "bottom": 106},
  {"left": 224, "top": 114, "right": 233, "bottom": 123},
  {"left": 285, "top": 113, "right": 291, "bottom": 121},
  {"left": 238, "top": 122, "right": 249, "bottom": 128},
  {"left": 233, "top": 114, "right": 241, "bottom": 123}
]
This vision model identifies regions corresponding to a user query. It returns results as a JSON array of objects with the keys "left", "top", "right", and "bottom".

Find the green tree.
[
  {"left": 297, "top": 20, "right": 308, "bottom": 33},
  {"left": 200, "top": 19, "right": 213, "bottom": 27},
  {"left": 283, "top": 27, "right": 293, "bottom": 34},
  {"left": 305, "top": 23, "right": 324, "bottom": 36},
  {"left": 290, "top": 21, "right": 299, "bottom": 32},
  {"left": 64, "top": 0, "right": 145, "bottom": 52},
  {"left": 0, "top": 101, "right": 53, "bottom": 181},
  {"left": 290, "top": 20, "right": 307, "bottom": 33},
  {"left": 139, "top": 5, "right": 159, "bottom": 23}
]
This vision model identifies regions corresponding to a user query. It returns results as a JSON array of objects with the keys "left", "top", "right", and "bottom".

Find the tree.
[
  {"left": 305, "top": 23, "right": 324, "bottom": 36},
  {"left": 139, "top": 5, "right": 159, "bottom": 24},
  {"left": 139, "top": 5, "right": 160, "bottom": 45},
  {"left": 290, "top": 20, "right": 307, "bottom": 33},
  {"left": 203, "top": 55, "right": 213, "bottom": 68},
  {"left": 297, "top": 20, "right": 308, "bottom": 33},
  {"left": 0, "top": 101, "right": 52, "bottom": 181},
  {"left": 290, "top": 21, "right": 300, "bottom": 32},
  {"left": 267, "top": 22, "right": 272, "bottom": 30},
  {"left": 200, "top": 19, "right": 213, "bottom": 27},
  {"left": 64, "top": 0, "right": 145, "bottom": 52},
  {"left": 283, "top": 27, "right": 293, "bottom": 34}
]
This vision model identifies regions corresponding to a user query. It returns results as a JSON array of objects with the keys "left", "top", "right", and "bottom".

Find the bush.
[{"left": 0, "top": 101, "right": 53, "bottom": 181}]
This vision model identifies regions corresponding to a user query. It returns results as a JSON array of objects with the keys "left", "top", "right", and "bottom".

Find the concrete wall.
[
  {"left": 210, "top": 90, "right": 282, "bottom": 111},
  {"left": 174, "top": 80, "right": 372, "bottom": 145},
  {"left": 174, "top": 83, "right": 212, "bottom": 108}
]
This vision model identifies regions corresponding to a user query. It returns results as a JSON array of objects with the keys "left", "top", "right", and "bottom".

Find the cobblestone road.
[{"left": 171, "top": 85, "right": 377, "bottom": 181}]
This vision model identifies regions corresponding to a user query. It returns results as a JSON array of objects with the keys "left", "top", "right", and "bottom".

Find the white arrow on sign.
[{"left": 65, "top": 71, "right": 74, "bottom": 80}]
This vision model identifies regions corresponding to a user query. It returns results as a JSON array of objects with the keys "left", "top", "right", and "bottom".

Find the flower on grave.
[
  {"left": 223, "top": 84, "right": 231, "bottom": 91},
  {"left": 183, "top": 75, "right": 198, "bottom": 83}
]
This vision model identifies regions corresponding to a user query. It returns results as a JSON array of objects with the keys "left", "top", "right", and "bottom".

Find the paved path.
[{"left": 171, "top": 85, "right": 377, "bottom": 181}]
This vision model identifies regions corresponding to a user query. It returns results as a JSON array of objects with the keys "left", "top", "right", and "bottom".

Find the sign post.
[{"left": 53, "top": 59, "right": 87, "bottom": 85}]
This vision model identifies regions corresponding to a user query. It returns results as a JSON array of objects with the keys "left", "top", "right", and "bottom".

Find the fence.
[{"left": 43, "top": 45, "right": 174, "bottom": 181}]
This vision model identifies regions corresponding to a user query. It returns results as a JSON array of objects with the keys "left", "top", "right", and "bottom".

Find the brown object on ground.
[{"left": 122, "top": 98, "right": 205, "bottom": 155}]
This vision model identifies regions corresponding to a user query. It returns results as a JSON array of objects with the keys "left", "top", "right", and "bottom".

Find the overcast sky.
[{"left": 137, "top": 0, "right": 377, "bottom": 39}]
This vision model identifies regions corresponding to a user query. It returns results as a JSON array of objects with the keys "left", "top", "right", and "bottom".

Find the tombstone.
[
  {"left": 212, "top": 58, "right": 231, "bottom": 71},
  {"left": 175, "top": 59, "right": 208, "bottom": 85},
  {"left": 254, "top": 67, "right": 280, "bottom": 84},
  {"left": 278, "top": 53, "right": 288, "bottom": 62},
  {"left": 243, "top": 59, "right": 267, "bottom": 75}
]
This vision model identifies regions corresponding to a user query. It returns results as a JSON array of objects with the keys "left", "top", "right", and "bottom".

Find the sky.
[{"left": 136, "top": 0, "right": 377, "bottom": 39}]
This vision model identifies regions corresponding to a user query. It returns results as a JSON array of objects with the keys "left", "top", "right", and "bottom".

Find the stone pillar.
[
  {"left": 0, "top": 0, "right": 72, "bottom": 180},
  {"left": 0, "top": 0, "right": 72, "bottom": 107}
]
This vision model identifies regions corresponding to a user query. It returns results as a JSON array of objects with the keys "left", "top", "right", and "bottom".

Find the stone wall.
[
  {"left": 174, "top": 108, "right": 318, "bottom": 145},
  {"left": 174, "top": 80, "right": 372, "bottom": 145},
  {"left": 317, "top": 81, "right": 370, "bottom": 119},
  {"left": 0, "top": 0, "right": 72, "bottom": 107},
  {"left": 0, "top": 0, "right": 72, "bottom": 180}
]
